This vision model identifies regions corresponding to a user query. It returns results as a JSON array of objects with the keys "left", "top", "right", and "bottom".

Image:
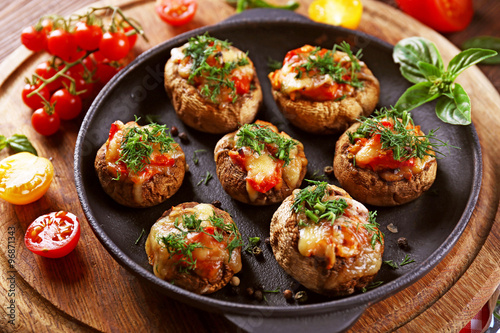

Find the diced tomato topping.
[
  {"left": 108, "top": 122, "right": 120, "bottom": 142},
  {"left": 246, "top": 160, "right": 283, "bottom": 193}
]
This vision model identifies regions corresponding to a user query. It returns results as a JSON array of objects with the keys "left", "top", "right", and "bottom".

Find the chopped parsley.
[
  {"left": 361, "top": 280, "right": 384, "bottom": 292},
  {"left": 197, "top": 171, "right": 213, "bottom": 186},
  {"left": 295, "top": 41, "right": 364, "bottom": 89},
  {"left": 400, "top": 254, "right": 416, "bottom": 266},
  {"left": 292, "top": 180, "right": 383, "bottom": 248},
  {"left": 348, "top": 107, "right": 454, "bottom": 162},
  {"left": 235, "top": 123, "right": 298, "bottom": 166},
  {"left": 116, "top": 121, "right": 175, "bottom": 175},
  {"left": 158, "top": 209, "right": 243, "bottom": 273},
  {"left": 183, "top": 33, "right": 250, "bottom": 104}
]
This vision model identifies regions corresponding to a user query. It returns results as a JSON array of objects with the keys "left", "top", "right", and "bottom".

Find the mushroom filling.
[
  {"left": 292, "top": 181, "right": 384, "bottom": 270},
  {"left": 268, "top": 42, "right": 365, "bottom": 101},
  {"left": 346, "top": 108, "right": 446, "bottom": 182},
  {"left": 146, "top": 203, "right": 243, "bottom": 283},
  {"left": 170, "top": 33, "right": 255, "bottom": 104},
  {"left": 227, "top": 121, "right": 301, "bottom": 200}
]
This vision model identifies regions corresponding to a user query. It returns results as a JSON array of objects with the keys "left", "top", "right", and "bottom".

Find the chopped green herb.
[
  {"left": 244, "top": 236, "right": 261, "bottom": 254},
  {"left": 309, "top": 170, "right": 327, "bottom": 181},
  {"left": 400, "top": 254, "right": 415, "bottom": 266},
  {"left": 362, "top": 280, "right": 384, "bottom": 292},
  {"left": 192, "top": 149, "right": 206, "bottom": 165},
  {"left": 235, "top": 123, "right": 298, "bottom": 166},
  {"left": 383, "top": 260, "right": 399, "bottom": 269},
  {"left": 197, "top": 171, "right": 213, "bottom": 186},
  {"left": 267, "top": 57, "right": 283, "bottom": 71},
  {"left": 116, "top": 121, "right": 175, "bottom": 174},
  {"left": 135, "top": 228, "right": 145, "bottom": 245}
]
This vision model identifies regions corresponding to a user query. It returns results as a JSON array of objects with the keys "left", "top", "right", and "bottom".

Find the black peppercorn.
[
  {"left": 254, "top": 290, "right": 263, "bottom": 301},
  {"left": 397, "top": 237, "right": 409, "bottom": 250},
  {"left": 211, "top": 200, "right": 222, "bottom": 209},
  {"left": 283, "top": 289, "right": 293, "bottom": 301},
  {"left": 170, "top": 126, "right": 179, "bottom": 137},
  {"left": 178, "top": 132, "right": 189, "bottom": 143}
]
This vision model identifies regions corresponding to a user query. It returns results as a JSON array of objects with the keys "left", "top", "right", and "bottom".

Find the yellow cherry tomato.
[
  {"left": 0, "top": 152, "right": 54, "bottom": 205},
  {"left": 308, "top": 0, "right": 363, "bottom": 30}
]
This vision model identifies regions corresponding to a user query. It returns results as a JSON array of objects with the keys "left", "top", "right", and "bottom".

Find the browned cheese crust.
[
  {"left": 214, "top": 126, "right": 308, "bottom": 205},
  {"left": 145, "top": 202, "right": 242, "bottom": 294},
  {"left": 164, "top": 45, "right": 263, "bottom": 134},
  {"left": 272, "top": 67, "right": 380, "bottom": 135},
  {"left": 270, "top": 185, "right": 384, "bottom": 296},
  {"left": 94, "top": 143, "right": 186, "bottom": 208},
  {"left": 333, "top": 122, "right": 437, "bottom": 206}
]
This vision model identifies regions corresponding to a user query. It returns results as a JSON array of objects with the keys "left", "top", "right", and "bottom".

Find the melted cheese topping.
[
  {"left": 145, "top": 204, "right": 242, "bottom": 286},
  {"left": 297, "top": 196, "right": 381, "bottom": 272}
]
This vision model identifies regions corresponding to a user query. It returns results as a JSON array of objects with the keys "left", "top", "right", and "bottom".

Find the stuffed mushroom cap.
[
  {"left": 333, "top": 109, "right": 437, "bottom": 206},
  {"left": 270, "top": 182, "right": 384, "bottom": 296},
  {"left": 164, "top": 34, "right": 262, "bottom": 134},
  {"left": 269, "top": 44, "right": 380, "bottom": 134},
  {"left": 145, "top": 202, "right": 243, "bottom": 294},
  {"left": 214, "top": 120, "right": 308, "bottom": 205},
  {"left": 95, "top": 120, "right": 186, "bottom": 208}
]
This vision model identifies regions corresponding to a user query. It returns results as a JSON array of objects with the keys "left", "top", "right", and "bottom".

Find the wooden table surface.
[{"left": 0, "top": 0, "right": 499, "bottom": 332}]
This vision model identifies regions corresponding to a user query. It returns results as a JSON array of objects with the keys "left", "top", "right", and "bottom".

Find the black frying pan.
[{"left": 74, "top": 9, "right": 481, "bottom": 333}]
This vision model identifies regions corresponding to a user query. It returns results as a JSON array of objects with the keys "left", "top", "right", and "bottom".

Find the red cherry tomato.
[
  {"left": 47, "top": 29, "right": 79, "bottom": 62},
  {"left": 50, "top": 88, "right": 82, "bottom": 120},
  {"left": 20, "top": 26, "right": 47, "bottom": 52},
  {"left": 34, "top": 61, "right": 62, "bottom": 92},
  {"left": 95, "top": 62, "right": 121, "bottom": 85},
  {"left": 396, "top": 0, "right": 473, "bottom": 32},
  {"left": 155, "top": 0, "right": 198, "bottom": 26},
  {"left": 22, "top": 83, "right": 50, "bottom": 110},
  {"left": 31, "top": 108, "right": 60, "bottom": 136},
  {"left": 74, "top": 21, "right": 103, "bottom": 51},
  {"left": 99, "top": 31, "right": 130, "bottom": 61},
  {"left": 123, "top": 25, "right": 138, "bottom": 48},
  {"left": 24, "top": 211, "right": 81, "bottom": 258}
]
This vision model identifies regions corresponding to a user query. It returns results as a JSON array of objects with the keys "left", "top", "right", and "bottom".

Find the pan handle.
[{"left": 224, "top": 305, "right": 367, "bottom": 333}]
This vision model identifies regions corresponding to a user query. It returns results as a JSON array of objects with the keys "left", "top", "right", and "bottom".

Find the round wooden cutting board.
[{"left": 1, "top": 0, "right": 499, "bottom": 332}]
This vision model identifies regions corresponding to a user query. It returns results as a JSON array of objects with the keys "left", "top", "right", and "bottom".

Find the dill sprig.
[
  {"left": 158, "top": 209, "right": 243, "bottom": 273},
  {"left": 400, "top": 254, "right": 415, "bottom": 266},
  {"left": 295, "top": 42, "right": 364, "bottom": 89},
  {"left": 235, "top": 123, "right": 298, "bottom": 166},
  {"left": 183, "top": 33, "right": 250, "bottom": 103},
  {"left": 348, "top": 107, "right": 455, "bottom": 161},
  {"left": 116, "top": 122, "right": 175, "bottom": 175}
]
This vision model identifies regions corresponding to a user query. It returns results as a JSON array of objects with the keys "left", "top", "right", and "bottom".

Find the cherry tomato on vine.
[
  {"left": 34, "top": 61, "right": 61, "bottom": 92},
  {"left": 31, "top": 107, "right": 60, "bottom": 136},
  {"left": 0, "top": 152, "right": 54, "bottom": 205},
  {"left": 21, "top": 26, "right": 47, "bottom": 52},
  {"left": 22, "top": 83, "right": 50, "bottom": 110},
  {"left": 94, "top": 62, "right": 121, "bottom": 86},
  {"left": 155, "top": 0, "right": 198, "bottom": 26},
  {"left": 50, "top": 88, "right": 82, "bottom": 120},
  {"left": 47, "top": 29, "right": 79, "bottom": 62},
  {"left": 74, "top": 21, "right": 103, "bottom": 51},
  {"left": 99, "top": 31, "right": 130, "bottom": 61},
  {"left": 25, "top": 211, "right": 81, "bottom": 258},
  {"left": 308, "top": 0, "right": 363, "bottom": 30},
  {"left": 123, "top": 25, "right": 138, "bottom": 48},
  {"left": 40, "top": 19, "right": 53, "bottom": 35},
  {"left": 396, "top": 0, "right": 473, "bottom": 32}
]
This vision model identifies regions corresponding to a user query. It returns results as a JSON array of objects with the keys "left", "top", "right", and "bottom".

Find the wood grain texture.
[{"left": 0, "top": 0, "right": 498, "bottom": 332}]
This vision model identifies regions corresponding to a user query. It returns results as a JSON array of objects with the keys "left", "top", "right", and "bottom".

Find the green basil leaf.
[
  {"left": 452, "top": 83, "right": 471, "bottom": 122},
  {"left": 395, "top": 81, "right": 440, "bottom": 112},
  {"left": 417, "top": 61, "right": 442, "bottom": 80},
  {"left": 7, "top": 134, "right": 38, "bottom": 156},
  {"left": 447, "top": 48, "right": 497, "bottom": 79},
  {"left": 393, "top": 37, "right": 444, "bottom": 84},
  {"left": 462, "top": 36, "right": 500, "bottom": 65},
  {"left": 0, "top": 135, "right": 6, "bottom": 151},
  {"left": 435, "top": 93, "right": 471, "bottom": 125}
]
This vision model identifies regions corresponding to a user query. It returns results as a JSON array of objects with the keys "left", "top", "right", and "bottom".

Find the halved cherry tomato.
[
  {"left": 0, "top": 152, "right": 54, "bottom": 205},
  {"left": 21, "top": 26, "right": 47, "bottom": 52},
  {"left": 25, "top": 211, "right": 81, "bottom": 258},
  {"left": 308, "top": 0, "right": 363, "bottom": 30},
  {"left": 396, "top": 0, "right": 473, "bottom": 33},
  {"left": 155, "top": 0, "right": 198, "bottom": 26},
  {"left": 32, "top": 107, "right": 60, "bottom": 136}
]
